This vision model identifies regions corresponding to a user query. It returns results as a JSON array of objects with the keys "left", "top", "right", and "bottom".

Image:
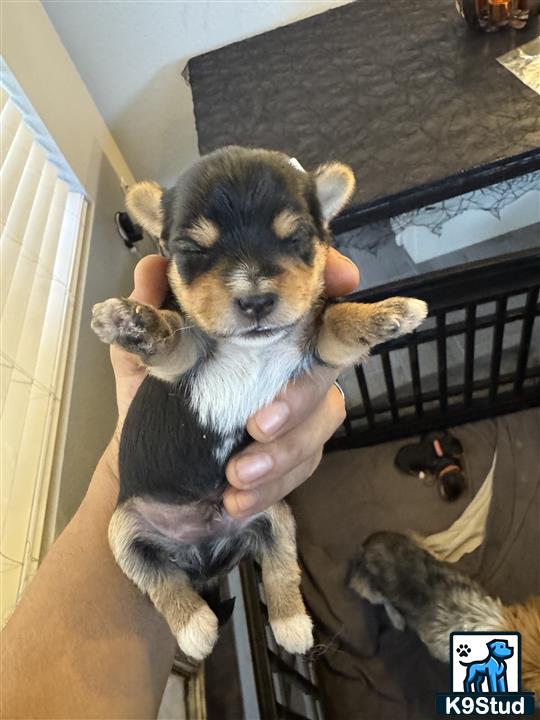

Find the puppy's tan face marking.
[
  {"left": 186, "top": 217, "right": 220, "bottom": 248},
  {"left": 169, "top": 238, "right": 328, "bottom": 338},
  {"left": 272, "top": 240, "right": 327, "bottom": 322},
  {"left": 272, "top": 210, "right": 301, "bottom": 240},
  {"left": 169, "top": 261, "right": 237, "bottom": 336}
]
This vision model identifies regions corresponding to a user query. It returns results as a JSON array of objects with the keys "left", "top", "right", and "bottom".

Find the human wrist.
[{"left": 80, "top": 433, "right": 121, "bottom": 520}]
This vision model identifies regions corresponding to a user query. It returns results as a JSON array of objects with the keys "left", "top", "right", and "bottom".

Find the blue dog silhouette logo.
[
  {"left": 436, "top": 632, "right": 536, "bottom": 715},
  {"left": 458, "top": 638, "right": 513, "bottom": 693},
  {"left": 449, "top": 632, "right": 520, "bottom": 693}
]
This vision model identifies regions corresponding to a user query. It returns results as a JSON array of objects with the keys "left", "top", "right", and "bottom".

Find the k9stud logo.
[
  {"left": 451, "top": 632, "right": 519, "bottom": 693},
  {"left": 436, "top": 632, "right": 535, "bottom": 716}
]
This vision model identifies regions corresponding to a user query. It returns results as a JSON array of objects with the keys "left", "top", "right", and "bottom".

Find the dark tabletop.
[{"left": 188, "top": 0, "right": 540, "bottom": 231}]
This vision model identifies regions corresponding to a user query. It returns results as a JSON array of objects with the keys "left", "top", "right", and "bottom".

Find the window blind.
[{"left": 0, "top": 81, "right": 87, "bottom": 625}]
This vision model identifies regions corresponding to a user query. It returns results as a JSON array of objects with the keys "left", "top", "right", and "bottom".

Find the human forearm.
[{"left": 1, "top": 443, "right": 175, "bottom": 720}]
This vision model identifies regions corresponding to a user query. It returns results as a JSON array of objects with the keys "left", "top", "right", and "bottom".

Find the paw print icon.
[{"left": 456, "top": 644, "right": 471, "bottom": 658}]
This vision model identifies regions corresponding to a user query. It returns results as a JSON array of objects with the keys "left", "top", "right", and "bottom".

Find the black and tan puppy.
[{"left": 92, "top": 146, "right": 427, "bottom": 661}]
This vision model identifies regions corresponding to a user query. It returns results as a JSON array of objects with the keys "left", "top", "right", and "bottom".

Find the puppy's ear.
[
  {"left": 125, "top": 181, "right": 163, "bottom": 237},
  {"left": 314, "top": 162, "right": 355, "bottom": 223}
]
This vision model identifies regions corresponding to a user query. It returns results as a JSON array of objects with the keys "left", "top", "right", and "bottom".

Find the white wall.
[
  {"left": 2, "top": 1, "right": 147, "bottom": 549},
  {"left": 2, "top": 0, "right": 135, "bottom": 198},
  {"left": 42, "top": 0, "right": 353, "bottom": 187}
]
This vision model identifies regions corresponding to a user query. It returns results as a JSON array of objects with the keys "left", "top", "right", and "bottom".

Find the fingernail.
[
  {"left": 235, "top": 453, "right": 274, "bottom": 483},
  {"left": 255, "top": 401, "right": 290, "bottom": 435}
]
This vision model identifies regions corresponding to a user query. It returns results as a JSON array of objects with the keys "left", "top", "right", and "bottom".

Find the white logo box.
[{"left": 450, "top": 632, "right": 521, "bottom": 693}]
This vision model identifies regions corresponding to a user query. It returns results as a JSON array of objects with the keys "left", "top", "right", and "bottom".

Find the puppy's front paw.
[
  {"left": 317, "top": 298, "right": 428, "bottom": 367},
  {"left": 91, "top": 298, "right": 126, "bottom": 344},
  {"left": 176, "top": 605, "right": 219, "bottom": 661},
  {"left": 371, "top": 297, "right": 428, "bottom": 343},
  {"left": 91, "top": 298, "right": 163, "bottom": 353},
  {"left": 271, "top": 613, "right": 314, "bottom": 655}
]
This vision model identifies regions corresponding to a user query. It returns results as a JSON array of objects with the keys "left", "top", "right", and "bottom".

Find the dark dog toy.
[{"left": 394, "top": 431, "right": 466, "bottom": 501}]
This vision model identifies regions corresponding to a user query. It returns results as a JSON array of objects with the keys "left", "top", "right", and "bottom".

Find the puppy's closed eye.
[
  {"left": 179, "top": 239, "right": 210, "bottom": 256},
  {"left": 280, "top": 222, "right": 316, "bottom": 264},
  {"left": 285, "top": 221, "right": 314, "bottom": 244}
]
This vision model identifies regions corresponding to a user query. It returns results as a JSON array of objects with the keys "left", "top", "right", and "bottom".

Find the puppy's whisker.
[
  {"left": 307, "top": 630, "right": 343, "bottom": 660},
  {"left": 168, "top": 323, "right": 195, "bottom": 338}
]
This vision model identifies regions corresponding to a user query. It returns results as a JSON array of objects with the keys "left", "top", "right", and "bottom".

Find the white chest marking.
[{"left": 190, "top": 334, "right": 307, "bottom": 437}]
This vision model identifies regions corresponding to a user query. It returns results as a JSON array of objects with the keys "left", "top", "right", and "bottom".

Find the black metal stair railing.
[
  {"left": 239, "top": 561, "right": 323, "bottom": 720},
  {"left": 327, "top": 248, "right": 540, "bottom": 451}
]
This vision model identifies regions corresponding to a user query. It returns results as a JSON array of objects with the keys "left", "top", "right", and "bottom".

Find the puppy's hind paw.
[
  {"left": 176, "top": 605, "right": 219, "bottom": 662},
  {"left": 271, "top": 613, "right": 314, "bottom": 655}
]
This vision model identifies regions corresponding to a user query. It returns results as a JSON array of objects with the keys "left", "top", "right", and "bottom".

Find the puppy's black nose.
[{"left": 236, "top": 293, "right": 277, "bottom": 320}]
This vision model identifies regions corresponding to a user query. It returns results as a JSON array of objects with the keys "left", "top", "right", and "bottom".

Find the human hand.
[
  {"left": 224, "top": 249, "right": 359, "bottom": 517},
  {"left": 109, "top": 254, "right": 169, "bottom": 424}
]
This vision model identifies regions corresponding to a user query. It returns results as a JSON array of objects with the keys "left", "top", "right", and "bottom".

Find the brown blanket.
[{"left": 289, "top": 409, "right": 540, "bottom": 719}]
